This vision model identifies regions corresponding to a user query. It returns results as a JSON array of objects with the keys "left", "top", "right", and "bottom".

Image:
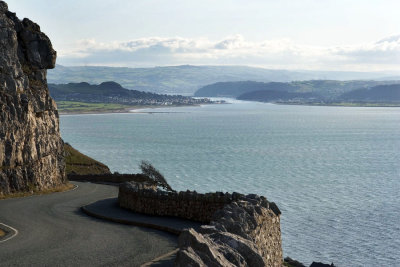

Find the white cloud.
[
  {"left": 332, "top": 35, "right": 400, "bottom": 64},
  {"left": 57, "top": 34, "right": 400, "bottom": 71}
]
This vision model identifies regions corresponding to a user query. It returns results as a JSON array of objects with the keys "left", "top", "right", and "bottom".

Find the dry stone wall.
[
  {"left": 0, "top": 1, "right": 65, "bottom": 195},
  {"left": 68, "top": 173, "right": 151, "bottom": 184},
  {"left": 119, "top": 182, "right": 283, "bottom": 266},
  {"left": 119, "top": 182, "right": 237, "bottom": 223}
]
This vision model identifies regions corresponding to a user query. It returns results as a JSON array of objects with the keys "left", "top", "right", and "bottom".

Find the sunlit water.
[{"left": 60, "top": 100, "right": 400, "bottom": 266}]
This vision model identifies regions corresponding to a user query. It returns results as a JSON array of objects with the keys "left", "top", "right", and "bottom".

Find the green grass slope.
[{"left": 64, "top": 143, "right": 111, "bottom": 175}]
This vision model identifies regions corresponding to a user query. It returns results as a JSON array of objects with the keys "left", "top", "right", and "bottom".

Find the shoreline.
[
  {"left": 58, "top": 101, "right": 400, "bottom": 115},
  {"left": 58, "top": 104, "right": 201, "bottom": 115},
  {"left": 274, "top": 102, "right": 400, "bottom": 108}
]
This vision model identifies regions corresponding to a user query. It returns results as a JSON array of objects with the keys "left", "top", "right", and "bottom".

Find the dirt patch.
[{"left": 0, "top": 229, "right": 5, "bottom": 237}]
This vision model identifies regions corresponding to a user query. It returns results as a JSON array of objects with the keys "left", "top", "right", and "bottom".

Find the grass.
[
  {"left": 56, "top": 101, "right": 134, "bottom": 113},
  {"left": 56, "top": 101, "right": 199, "bottom": 114},
  {"left": 64, "top": 143, "right": 111, "bottom": 175},
  {"left": 0, "top": 229, "right": 5, "bottom": 237},
  {"left": 0, "top": 183, "right": 75, "bottom": 200}
]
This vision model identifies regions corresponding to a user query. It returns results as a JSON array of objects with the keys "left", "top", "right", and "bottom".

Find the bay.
[{"left": 60, "top": 100, "right": 400, "bottom": 266}]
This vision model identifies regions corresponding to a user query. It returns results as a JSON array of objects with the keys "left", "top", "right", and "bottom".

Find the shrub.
[{"left": 139, "top": 160, "right": 174, "bottom": 192}]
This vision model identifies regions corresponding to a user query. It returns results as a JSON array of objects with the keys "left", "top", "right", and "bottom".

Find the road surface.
[{"left": 0, "top": 182, "right": 177, "bottom": 266}]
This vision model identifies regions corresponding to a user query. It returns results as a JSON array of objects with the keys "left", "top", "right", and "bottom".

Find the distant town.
[{"left": 48, "top": 81, "right": 223, "bottom": 113}]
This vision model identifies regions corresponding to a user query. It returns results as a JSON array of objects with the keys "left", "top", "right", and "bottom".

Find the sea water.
[{"left": 60, "top": 100, "right": 400, "bottom": 266}]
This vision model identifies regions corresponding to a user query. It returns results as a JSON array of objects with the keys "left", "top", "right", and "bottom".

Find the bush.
[{"left": 139, "top": 160, "right": 174, "bottom": 192}]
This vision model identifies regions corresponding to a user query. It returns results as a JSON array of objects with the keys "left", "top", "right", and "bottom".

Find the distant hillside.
[
  {"left": 337, "top": 84, "right": 400, "bottom": 102},
  {"left": 47, "top": 65, "right": 400, "bottom": 95},
  {"left": 195, "top": 80, "right": 400, "bottom": 99},
  {"left": 50, "top": 81, "right": 178, "bottom": 101},
  {"left": 48, "top": 81, "right": 210, "bottom": 106},
  {"left": 238, "top": 90, "right": 319, "bottom": 102},
  {"left": 195, "top": 81, "right": 296, "bottom": 98}
]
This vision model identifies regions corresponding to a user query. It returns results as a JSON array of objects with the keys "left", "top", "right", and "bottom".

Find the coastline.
[
  {"left": 58, "top": 101, "right": 400, "bottom": 116},
  {"left": 58, "top": 104, "right": 202, "bottom": 115},
  {"left": 274, "top": 102, "right": 400, "bottom": 108}
]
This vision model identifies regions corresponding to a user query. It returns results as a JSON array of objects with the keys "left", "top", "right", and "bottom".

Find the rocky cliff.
[
  {"left": 0, "top": 1, "right": 66, "bottom": 195},
  {"left": 175, "top": 194, "right": 282, "bottom": 267},
  {"left": 119, "top": 182, "right": 283, "bottom": 266}
]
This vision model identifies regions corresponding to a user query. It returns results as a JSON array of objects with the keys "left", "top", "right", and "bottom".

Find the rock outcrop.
[
  {"left": 175, "top": 194, "right": 283, "bottom": 267},
  {"left": 119, "top": 181, "right": 283, "bottom": 266},
  {"left": 0, "top": 1, "right": 66, "bottom": 195}
]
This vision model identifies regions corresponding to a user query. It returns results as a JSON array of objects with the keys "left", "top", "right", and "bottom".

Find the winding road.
[{"left": 0, "top": 182, "right": 177, "bottom": 266}]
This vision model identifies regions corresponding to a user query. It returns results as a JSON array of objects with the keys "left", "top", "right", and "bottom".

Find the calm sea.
[{"left": 60, "top": 100, "right": 400, "bottom": 266}]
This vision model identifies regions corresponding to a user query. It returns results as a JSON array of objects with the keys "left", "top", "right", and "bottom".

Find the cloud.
[
  {"left": 57, "top": 34, "right": 400, "bottom": 71},
  {"left": 332, "top": 35, "right": 400, "bottom": 64}
]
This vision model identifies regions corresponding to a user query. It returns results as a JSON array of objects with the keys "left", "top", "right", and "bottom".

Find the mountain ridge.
[
  {"left": 195, "top": 80, "right": 400, "bottom": 100},
  {"left": 48, "top": 65, "right": 400, "bottom": 96}
]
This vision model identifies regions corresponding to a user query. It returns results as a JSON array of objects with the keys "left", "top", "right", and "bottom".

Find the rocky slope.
[
  {"left": 175, "top": 194, "right": 283, "bottom": 267},
  {"left": 0, "top": 1, "right": 66, "bottom": 195}
]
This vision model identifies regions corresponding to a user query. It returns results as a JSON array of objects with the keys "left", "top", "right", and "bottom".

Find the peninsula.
[{"left": 49, "top": 81, "right": 217, "bottom": 114}]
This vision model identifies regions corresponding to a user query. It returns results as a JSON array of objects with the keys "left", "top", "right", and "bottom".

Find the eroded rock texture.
[
  {"left": 175, "top": 194, "right": 283, "bottom": 267},
  {"left": 0, "top": 1, "right": 65, "bottom": 195}
]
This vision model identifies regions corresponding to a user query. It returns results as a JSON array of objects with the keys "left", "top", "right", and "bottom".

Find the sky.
[{"left": 6, "top": 0, "right": 400, "bottom": 72}]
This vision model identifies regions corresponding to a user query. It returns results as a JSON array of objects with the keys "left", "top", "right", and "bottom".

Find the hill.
[
  {"left": 337, "top": 84, "right": 400, "bottom": 102},
  {"left": 238, "top": 90, "right": 319, "bottom": 102},
  {"left": 195, "top": 81, "right": 296, "bottom": 98},
  {"left": 47, "top": 65, "right": 400, "bottom": 96},
  {"left": 195, "top": 80, "right": 400, "bottom": 99},
  {"left": 48, "top": 81, "right": 211, "bottom": 106}
]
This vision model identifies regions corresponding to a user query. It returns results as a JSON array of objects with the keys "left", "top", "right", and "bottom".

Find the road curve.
[{"left": 0, "top": 182, "right": 177, "bottom": 266}]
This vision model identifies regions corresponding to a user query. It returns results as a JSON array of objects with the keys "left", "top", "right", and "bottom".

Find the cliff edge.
[
  {"left": 0, "top": 1, "right": 66, "bottom": 195},
  {"left": 119, "top": 182, "right": 283, "bottom": 266}
]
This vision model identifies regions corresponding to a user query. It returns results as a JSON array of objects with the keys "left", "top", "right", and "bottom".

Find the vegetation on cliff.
[
  {"left": 64, "top": 143, "right": 111, "bottom": 175},
  {"left": 139, "top": 160, "right": 173, "bottom": 192}
]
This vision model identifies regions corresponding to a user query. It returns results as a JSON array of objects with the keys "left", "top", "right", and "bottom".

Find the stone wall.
[
  {"left": 118, "top": 182, "right": 283, "bottom": 266},
  {"left": 0, "top": 1, "right": 66, "bottom": 195},
  {"left": 68, "top": 173, "right": 151, "bottom": 184},
  {"left": 119, "top": 182, "right": 238, "bottom": 223}
]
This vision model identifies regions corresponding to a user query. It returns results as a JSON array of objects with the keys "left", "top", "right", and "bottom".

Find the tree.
[{"left": 139, "top": 160, "right": 174, "bottom": 192}]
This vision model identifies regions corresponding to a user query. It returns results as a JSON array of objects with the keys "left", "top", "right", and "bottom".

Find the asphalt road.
[{"left": 0, "top": 182, "right": 177, "bottom": 266}]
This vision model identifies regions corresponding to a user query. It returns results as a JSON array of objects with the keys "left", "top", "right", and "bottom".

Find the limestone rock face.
[
  {"left": 0, "top": 1, "right": 66, "bottom": 194},
  {"left": 175, "top": 194, "right": 283, "bottom": 267}
]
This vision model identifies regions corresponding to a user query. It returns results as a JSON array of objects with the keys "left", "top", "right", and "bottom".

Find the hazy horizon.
[
  {"left": 6, "top": 1, "right": 400, "bottom": 72},
  {"left": 53, "top": 63, "right": 400, "bottom": 75}
]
